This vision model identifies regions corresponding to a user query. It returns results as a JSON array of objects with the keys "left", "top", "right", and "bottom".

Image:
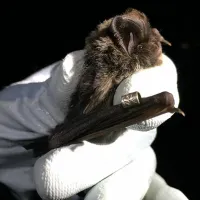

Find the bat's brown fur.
[
  {"left": 50, "top": 8, "right": 170, "bottom": 144},
  {"left": 66, "top": 8, "right": 169, "bottom": 119}
]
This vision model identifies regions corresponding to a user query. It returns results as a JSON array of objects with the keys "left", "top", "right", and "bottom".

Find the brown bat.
[
  {"left": 24, "top": 8, "right": 184, "bottom": 154},
  {"left": 65, "top": 8, "right": 172, "bottom": 120},
  {"left": 46, "top": 8, "right": 182, "bottom": 150}
]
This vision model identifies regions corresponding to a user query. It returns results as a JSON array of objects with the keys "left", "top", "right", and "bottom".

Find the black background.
[{"left": 0, "top": 1, "right": 198, "bottom": 200}]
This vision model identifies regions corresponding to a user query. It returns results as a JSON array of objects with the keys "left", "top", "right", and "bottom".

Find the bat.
[
  {"left": 25, "top": 8, "right": 184, "bottom": 154},
  {"left": 66, "top": 8, "right": 172, "bottom": 120},
  {"left": 47, "top": 8, "right": 184, "bottom": 150}
]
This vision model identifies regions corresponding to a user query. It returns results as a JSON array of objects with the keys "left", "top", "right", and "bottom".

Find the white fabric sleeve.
[
  {"left": 0, "top": 50, "right": 85, "bottom": 141},
  {"left": 0, "top": 50, "right": 84, "bottom": 200},
  {"left": 33, "top": 53, "right": 181, "bottom": 200}
]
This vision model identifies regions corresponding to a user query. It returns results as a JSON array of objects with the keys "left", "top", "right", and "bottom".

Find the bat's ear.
[{"left": 109, "top": 16, "right": 144, "bottom": 55}]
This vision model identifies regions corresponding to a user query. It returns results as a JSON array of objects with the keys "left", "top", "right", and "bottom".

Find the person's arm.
[
  {"left": 0, "top": 50, "right": 84, "bottom": 141},
  {"left": 0, "top": 50, "right": 186, "bottom": 200},
  {"left": 0, "top": 50, "right": 84, "bottom": 200}
]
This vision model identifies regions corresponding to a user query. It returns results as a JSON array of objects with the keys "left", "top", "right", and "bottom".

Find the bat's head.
[
  {"left": 85, "top": 8, "right": 171, "bottom": 74},
  {"left": 72, "top": 8, "right": 171, "bottom": 116}
]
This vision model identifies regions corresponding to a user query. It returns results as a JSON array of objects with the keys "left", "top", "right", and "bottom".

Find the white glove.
[
  {"left": 0, "top": 50, "right": 188, "bottom": 200},
  {"left": 33, "top": 53, "right": 187, "bottom": 200},
  {"left": 0, "top": 50, "right": 84, "bottom": 200}
]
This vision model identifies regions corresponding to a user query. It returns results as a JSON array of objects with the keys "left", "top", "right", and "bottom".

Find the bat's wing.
[{"left": 48, "top": 91, "right": 184, "bottom": 150}]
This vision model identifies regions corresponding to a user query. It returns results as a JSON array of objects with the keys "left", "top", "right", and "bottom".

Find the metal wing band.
[{"left": 121, "top": 91, "right": 142, "bottom": 108}]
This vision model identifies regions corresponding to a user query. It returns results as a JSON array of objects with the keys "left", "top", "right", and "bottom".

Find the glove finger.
[
  {"left": 113, "top": 54, "right": 180, "bottom": 132},
  {"left": 46, "top": 50, "right": 85, "bottom": 112},
  {"left": 84, "top": 147, "right": 156, "bottom": 200},
  {"left": 145, "top": 173, "right": 189, "bottom": 200}
]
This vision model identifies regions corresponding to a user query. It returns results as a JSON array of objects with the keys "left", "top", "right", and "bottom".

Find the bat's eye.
[{"left": 137, "top": 44, "right": 143, "bottom": 50}]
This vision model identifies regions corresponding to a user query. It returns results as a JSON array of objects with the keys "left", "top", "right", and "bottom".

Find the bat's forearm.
[{"left": 48, "top": 91, "right": 184, "bottom": 150}]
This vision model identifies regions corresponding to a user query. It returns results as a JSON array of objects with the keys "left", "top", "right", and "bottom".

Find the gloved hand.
[
  {"left": 32, "top": 52, "right": 188, "bottom": 200},
  {"left": 0, "top": 50, "right": 188, "bottom": 200},
  {"left": 0, "top": 50, "right": 85, "bottom": 200}
]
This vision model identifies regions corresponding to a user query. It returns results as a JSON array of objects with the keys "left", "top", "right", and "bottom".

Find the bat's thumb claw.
[{"left": 170, "top": 107, "right": 185, "bottom": 116}]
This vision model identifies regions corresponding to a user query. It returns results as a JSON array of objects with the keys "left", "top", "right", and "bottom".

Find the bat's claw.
[{"left": 170, "top": 107, "right": 185, "bottom": 116}]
